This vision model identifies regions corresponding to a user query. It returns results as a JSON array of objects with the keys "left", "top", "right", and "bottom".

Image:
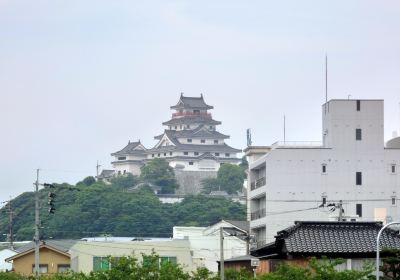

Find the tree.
[
  {"left": 140, "top": 158, "right": 179, "bottom": 194},
  {"left": 201, "top": 164, "right": 246, "bottom": 195},
  {"left": 82, "top": 176, "right": 96, "bottom": 186},
  {"left": 380, "top": 248, "right": 400, "bottom": 279},
  {"left": 110, "top": 173, "right": 140, "bottom": 189}
]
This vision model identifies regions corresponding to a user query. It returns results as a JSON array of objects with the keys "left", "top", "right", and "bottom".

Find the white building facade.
[{"left": 247, "top": 99, "right": 400, "bottom": 247}]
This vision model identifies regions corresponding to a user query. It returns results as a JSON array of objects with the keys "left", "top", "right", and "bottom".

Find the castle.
[{"left": 100, "top": 94, "right": 241, "bottom": 194}]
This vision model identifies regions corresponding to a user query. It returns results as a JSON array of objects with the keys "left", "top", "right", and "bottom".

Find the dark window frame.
[
  {"left": 356, "top": 204, "right": 362, "bottom": 217},
  {"left": 356, "top": 100, "right": 361, "bottom": 111},
  {"left": 356, "top": 129, "right": 362, "bottom": 140},
  {"left": 356, "top": 172, "right": 362, "bottom": 185}
]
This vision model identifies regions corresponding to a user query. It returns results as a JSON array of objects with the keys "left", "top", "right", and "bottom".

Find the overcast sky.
[{"left": 1, "top": 0, "right": 400, "bottom": 203}]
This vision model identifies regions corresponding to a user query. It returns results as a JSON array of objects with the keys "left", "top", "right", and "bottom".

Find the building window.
[
  {"left": 170, "top": 152, "right": 173, "bottom": 156},
  {"left": 356, "top": 172, "right": 362, "bottom": 185},
  {"left": 214, "top": 140, "right": 218, "bottom": 144},
  {"left": 32, "top": 264, "right": 48, "bottom": 274},
  {"left": 175, "top": 126, "right": 177, "bottom": 129},
  {"left": 164, "top": 153, "right": 167, "bottom": 156},
  {"left": 225, "top": 153, "right": 230, "bottom": 157},
  {"left": 392, "top": 196, "right": 397, "bottom": 206},
  {"left": 322, "top": 196, "right": 327, "bottom": 206},
  {"left": 118, "top": 157, "right": 126, "bottom": 160},
  {"left": 184, "top": 152, "right": 188, "bottom": 155},
  {"left": 194, "top": 152, "right": 199, "bottom": 155},
  {"left": 152, "top": 154, "right": 154, "bottom": 158},
  {"left": 322, "top": 164, "right": 327, "bottom": 173},
  {"left": 187, "top": 139, "right": 192, "bottom": 143},
  {"left": 194, "top": 110, "right": 200, "bottom": 113},
  {"left": 58, "top": 264, "right": 70, "bottom": 273},
  {"left": 123, "top": 170, "right": 126, "bottom": 174},
  {"left": 160, "top": 256, "right": 177, "bottom": 265},
  {"left": 215, "top": 153, "right": 220, "bottom": 156},
  {"left": 186, "top": 125, "right": 190, "bottom": 129},
  {"left": 201, "top": 139, "right": 205, "bottom": 143},
  {"left": 93, "top": 257, "right": 110, "bottom": 272},
  {"left": 356, "top": 129, "right": 362, "bottom": 140},
  {"left": 158, "top": 153, "right": 161, "bottom": 157},
  {"left": 189, "top": 162, "right": 194, "bottom": 165},
  {"left": 210, "top": 126, "right": 213, "bottom": 130},
  {"left": 356, "top": 204, "right": 362, "bottom": 217},
  {"left": 391, "top": 164, "right": 396, "bottom": 174},
  {"left": 356, "top": 100, "right": 361, "bottom": 111}
]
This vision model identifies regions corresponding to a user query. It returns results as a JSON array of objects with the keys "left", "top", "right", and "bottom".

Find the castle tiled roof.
[
  {"left": 171, "top": 94, "right": 213, "bottom": 110},
  {"left": 148, "top": 143, "right": 241, "bottom": 154},
  {"left": 154, "top": 126, "right": 229, "bottom": 140},
  {"left": 259, "top": 221, "right": 400, "bottom": 255},
  {"left": 162, "top": 116, "right": 221, "bottom": 126},
  {"left": 111, "top": 141, "right": 147, "bottom": 156}
]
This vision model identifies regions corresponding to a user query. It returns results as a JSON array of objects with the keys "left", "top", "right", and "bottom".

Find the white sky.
[{"left": 1, "top": 0, "right": 400, "bottom": 202}]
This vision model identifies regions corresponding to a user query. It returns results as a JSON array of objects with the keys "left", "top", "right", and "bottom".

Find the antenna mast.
[
  {"left": 283, "top": 115, "right": 286, "bottom": 144},
  {"left": 325, "top": 55, "right": 328, "bottom": 103}
]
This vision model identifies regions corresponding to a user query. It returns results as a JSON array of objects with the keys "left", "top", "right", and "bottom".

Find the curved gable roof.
[{"left": 171, "top": 93, "right": 213, "bottom": 110}]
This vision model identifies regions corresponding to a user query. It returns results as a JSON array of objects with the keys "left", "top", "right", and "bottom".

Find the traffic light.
[{"left": 48, "top": 192, "right": 56, "bottom": 214}]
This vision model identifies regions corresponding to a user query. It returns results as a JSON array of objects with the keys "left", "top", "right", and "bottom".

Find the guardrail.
[
  {"left": 250, "top": 177, "right": 266, "bottom": 190},
  {"left": 251, "top": 208, "right": 266, "bottom": 220}
]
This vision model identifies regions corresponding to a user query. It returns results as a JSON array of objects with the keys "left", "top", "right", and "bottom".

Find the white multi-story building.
[{"left": 246, "top": 99, "right": 400, "bottom": 247}]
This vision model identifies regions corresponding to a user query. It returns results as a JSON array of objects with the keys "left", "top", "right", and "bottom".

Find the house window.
[
  {"left": 187, "top": 139, "right": 192, "bottom": 143},
  {"left": 32, "top": 264, "right": 48, "bottom": 274},
  {"left": 201, "top": 139, "right": 205, "bottom": 143},
  {"left": 356, "top": 129, "right": 362, "bottom": 140},
  {"left": 93, "top": 257, "right": 110, "bottom": 272},
  {"left": 215, "top": 153, "right": 220, "bottom": 156},
  {"left": 184, "top": 152, "right": 188, "bottom": 155},
  {"left": 214, "top": 140, "right": 218, "bottom": 144},
  {"left": 356, "top": 204, "right": 362, "bottom": 217},
  {"left": 58, "top": 264, "right": 70, "bottom": 273},
  {"left": 170, "top": 152, "right": 173, "bottom": 156},
  {"left": 194, "top": 152, "right": 199, "bottom": 156},
  {"left": 160, "top": 256, "right": 177, "bottom": 265},
  {"left": 189, "top": 162, "right": 194, "bottom": 165},
  {"left": 391, "top": 164, "right": 396, "bottom": 174},
  {"left": 118, "top": 157, "right": 126, "bottom": 161},
  {"left": 356, "top": 100, "right": 361, "bottom": 111},
  {"left": 356, "top": 172, "right": 362, "bottom": 185},
  {"left": 322, "top": 164, "right": 327, "bottom": 173},
  {"left": 225, "top": 153, "right": 230, "bottom": 157}
]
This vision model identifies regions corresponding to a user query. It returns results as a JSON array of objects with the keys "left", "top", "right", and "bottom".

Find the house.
[
  {"left": 246, "top": 99, "right": 400, "bottom": 247},
  {"left": 173, "top": 220, "right": 249, "bottom": 272},
  {"left": 0, "top": 248, "right": 17, "bottom": 272},
  {"left": 69, "top": 238, "right": 195, "bottom": 273},
  {"left": 5, "top": 240, "right": 76, "bottom": 275},
  {"left": 250, "top": 221, "right": 400, "bottom": 273}
]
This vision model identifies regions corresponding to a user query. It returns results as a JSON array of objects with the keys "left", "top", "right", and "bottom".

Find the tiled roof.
[
  {"left": 162, "top": 116, "right": 221, "bottom": 126},
  {"left": 155, "top": 127, "right": 229, "bottom": 140},
  {"left": 149, "top": 142, "right": 241, "bottom": 153},
  {"left": 226, "top": 220, "right": 250, "bottom": 233},
  {"left": 97, "top": 169, "right": 115, "bottom": 179},
  {"left": 111, "top": 141, "right": 147, "bottom": 156},
  {"left": 171, "top": 94, "right": 213, "bottom": 110},
  {"left": 15, "top": 240, "right": 77, "bottom": 254},
  {"left": 276, "top": 221, "right": 400, "bottom": 254}
]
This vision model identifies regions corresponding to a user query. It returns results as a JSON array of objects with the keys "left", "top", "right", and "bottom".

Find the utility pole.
[
  {"left": 220, "top": 227, "right": 224, "bottom": 280},
  {"left": 7, "top": 198, "right": 14, "bottom": 250},
  {"left": 338, "top": 200, "right": 343, "bottom": 222},
  {"left": 34, "top": 169, "right": 40, "bottom": 278}
]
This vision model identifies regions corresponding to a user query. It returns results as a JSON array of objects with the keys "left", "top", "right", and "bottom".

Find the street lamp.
[{"left": 376, "top": 221, "right": 400, "bottom": 280}]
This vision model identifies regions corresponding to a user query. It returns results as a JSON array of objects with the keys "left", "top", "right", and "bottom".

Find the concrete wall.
[{"left": 174, "top": 169, "right": 217, "bottom": 194}]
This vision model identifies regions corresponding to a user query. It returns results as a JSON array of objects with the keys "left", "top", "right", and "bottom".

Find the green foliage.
[
  {"left": 109, "top": 173, "right": 140, "bottom": 189},
  {"left": 225, "top": 268, "right": 252, "bottom": 280},
  {"left": 82, "top": 176, "right": 96, "bottom": 186},
  {"left": 140, "top": 158, "right": 179, "bottom": 194},
  {"left": 380, "top": 248, "right": 400, "bottom": 279},
  {"left": 201, "top": 163, "right": 246, "bottom": 195},
  {"left": 0, "top": 179, "right": 245, "bottom": 240}
]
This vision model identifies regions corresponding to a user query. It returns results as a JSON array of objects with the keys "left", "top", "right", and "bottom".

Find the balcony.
[
  {"left": 250, "top": 177, "right": 266, "bottom": 191},
  {"left": 172, "top": 112, "right": 212, "bottom": 118},
  {"left": 251, "top": 208, "right": 266, "bottom": 221}
]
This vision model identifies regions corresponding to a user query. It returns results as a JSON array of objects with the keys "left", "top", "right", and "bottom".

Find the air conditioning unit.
[{"left": 251, "top": 258, "right": 260, "bottom": 267}]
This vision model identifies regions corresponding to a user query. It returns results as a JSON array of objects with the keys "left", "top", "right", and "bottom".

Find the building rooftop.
[
  {"left": 155, "top": 126, "right": 229, "bottom": 140},
  {"left": 111, "top": 141, "right": 147, "bottom": 156},
  {"left": 163, "top": 116, "right": 221, "bottom": 126},
  {"left": 170, "top": 94, "right": 213, "bottom": 110}
]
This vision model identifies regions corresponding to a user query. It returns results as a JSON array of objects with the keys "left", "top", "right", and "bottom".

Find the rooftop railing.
[{"left": 271, "top": 141, "right": 323, "bottom": 149}]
